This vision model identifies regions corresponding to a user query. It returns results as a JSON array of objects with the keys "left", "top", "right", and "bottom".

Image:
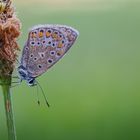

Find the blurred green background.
[{"left": 0, "top": 0, "right": 140, "bottom": 140}]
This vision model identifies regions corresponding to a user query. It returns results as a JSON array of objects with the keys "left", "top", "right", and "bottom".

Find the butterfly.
[{"left": 18, "top": 24, "right": 79, "bottom": 87}]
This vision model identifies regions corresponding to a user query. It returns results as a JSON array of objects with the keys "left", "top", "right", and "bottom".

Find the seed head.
[{"left": 0, "top": 0, "right": 21, "bottom": 76}]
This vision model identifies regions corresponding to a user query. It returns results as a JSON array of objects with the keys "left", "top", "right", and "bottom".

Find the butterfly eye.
[{"left": 28, "top": 79, "right": 34, "bottom": 85}]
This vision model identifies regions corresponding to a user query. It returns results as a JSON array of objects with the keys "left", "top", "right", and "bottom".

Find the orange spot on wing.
[
  {"left": 39, "top": 32, "right": 43, "bottom": 38},
  {"left": 46, "top": 32, "right": 51, "bottom": 37},
  {"left": 52, "top": 33, "right": 58, "bottom": 39},
  {"left": 58, "top": 42, "right": 63, "bottom": 48},
  {"left": 57, "top": 50, "right": 64, "bottom": 56},
  {"left": 57, "top": 36, "right": 62, "bottom": 41},
  {"left": 30, "top": 32, "right": 37, "bottom": 38}
]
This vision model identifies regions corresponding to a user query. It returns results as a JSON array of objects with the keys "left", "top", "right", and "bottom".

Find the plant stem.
[{"left": 1, "top": 76, "right": 16, "bottom": 140}]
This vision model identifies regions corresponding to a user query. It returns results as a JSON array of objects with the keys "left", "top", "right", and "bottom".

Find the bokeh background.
[{"left": 0, "top": 0, "right": 140, "bottom": 140}]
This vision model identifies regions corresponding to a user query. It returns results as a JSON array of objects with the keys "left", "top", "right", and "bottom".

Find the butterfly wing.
[{"left": 21, "top": 25, "right": 79, "bottom": 78}]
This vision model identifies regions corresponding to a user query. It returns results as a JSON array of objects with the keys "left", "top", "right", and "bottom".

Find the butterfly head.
[{"left": 18, "top": 65, "right": 36, "bottom": 86}]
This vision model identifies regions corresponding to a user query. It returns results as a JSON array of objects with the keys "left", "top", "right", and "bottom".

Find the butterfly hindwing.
[{"left": 21, "top": 25, "right": 79, "bottom": 78}]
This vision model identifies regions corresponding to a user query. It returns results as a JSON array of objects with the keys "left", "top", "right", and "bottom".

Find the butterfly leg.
[
  {"left": 0, "top": 81, "right": 20, "bottom": 86},
  {"left": 10, "top": 83, "right": 21, "bottom": 88},
  {"left": 2, "top": 73, "right": 20, "bottom": 79},
  {"left": 10, "top": 79, "right": 22, "bottom": 88},
  {"left": 12, "top": 76, "right": 20, "bottom": 79}
]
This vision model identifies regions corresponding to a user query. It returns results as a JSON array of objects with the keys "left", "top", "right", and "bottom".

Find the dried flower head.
[{"left": 0, "top": 0, "right": 21, "bottom": 76}]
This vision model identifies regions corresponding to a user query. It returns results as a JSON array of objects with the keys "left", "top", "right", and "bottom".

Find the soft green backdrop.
[{"left": 0, "top": 0, "right": 140, "bottom": 140}]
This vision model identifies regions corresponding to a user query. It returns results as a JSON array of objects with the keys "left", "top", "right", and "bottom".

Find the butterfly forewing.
[{"left": 21, "top": 25, "right": 79, "bottom": 78}]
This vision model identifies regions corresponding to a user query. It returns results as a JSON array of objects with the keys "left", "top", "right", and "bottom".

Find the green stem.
[{"left": 1, "top": 76, "right": 16, "bottom": 140}]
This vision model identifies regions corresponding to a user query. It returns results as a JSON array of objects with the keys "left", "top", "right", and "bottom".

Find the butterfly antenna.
[
  {"left": 36, "top": 83, "right": 41, "bottom": 105},
  {"left": 35, "top": 80, "right": 50, "bottom": 107}
]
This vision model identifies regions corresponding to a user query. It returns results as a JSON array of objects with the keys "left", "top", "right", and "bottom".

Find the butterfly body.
[
  {"left": 18, "top": 65, "right": 36, "bottom": 86},
  {"left": 18, "top": 24, "right": 79, "bottom": 86}
]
